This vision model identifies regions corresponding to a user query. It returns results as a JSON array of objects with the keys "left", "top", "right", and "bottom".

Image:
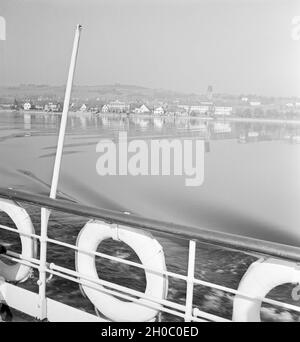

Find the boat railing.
[{"left": 0, "top": 187, "right": 299, "bottom": 322}]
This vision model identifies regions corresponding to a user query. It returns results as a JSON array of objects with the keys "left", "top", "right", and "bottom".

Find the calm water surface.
[{"left": 0, "top": 111, "right": 300, "bottom": 246}]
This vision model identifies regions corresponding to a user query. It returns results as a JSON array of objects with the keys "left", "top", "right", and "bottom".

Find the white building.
[
  {"left": 108, "top": 100, "right": 129, "bottom": 113},
  {"left": 178, "top": 105, "right": 190, "bottom": 112},
  {"left": 45, "top": 102, "right": 62, "bottom": 112},
  {"left": 23, "top": 102, "right": 32, "bottom": 111},
  {"left": 200, "top": 101, "right": 213, "bottom": 106},
  {"left": 135, "top": 104, "right": 151, "bottom": 114},
  {"left": 214, "top": 106, "right": 233, "bottom": 116},
  {"left": 80, "top": 104, "right": 88, "bottom": 112},
  {"left": 153, "top": 117, "right": 164, "bottom": 129},
  {"left": 101, "top": 104, "right": 109, "bottom": 113},
  {"left": 190, "top": 105, "right": 210, "bottom": 114},
  {"left": 249, "top": 101, "right": 261, "bottom": 106},
  {"left": 153, "top": 107, "right": 164, "bottom": 115}
]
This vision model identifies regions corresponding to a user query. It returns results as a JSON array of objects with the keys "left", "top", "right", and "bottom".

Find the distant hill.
[
  {"left": 0, "top": 84, "right": 294, "bottom": 106},
  {"left": 0, "top": 84, "right": 202, "bottom": 105}
]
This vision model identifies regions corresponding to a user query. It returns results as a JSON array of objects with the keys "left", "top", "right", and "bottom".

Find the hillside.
[{"left": 0, "top": 84, "right": 201, "bottom": 105}]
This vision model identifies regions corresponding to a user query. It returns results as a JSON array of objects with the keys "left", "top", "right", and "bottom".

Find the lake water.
[
  {"left": 1, "top": 111, "right": 300, "bottom": 321},
  {"left": 0, "top": 111, "right": 300, "bottom": 247}
]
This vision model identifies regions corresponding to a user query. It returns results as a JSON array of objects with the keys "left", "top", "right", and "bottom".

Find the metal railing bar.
[
  {"left": 1, "top": 202, "right": 299, "bottom": 320},
  {"left": 2, "top": 251, "right": 300, "bottom": 318},
  {"left": 5, "top": 250, "right": 40, "bottom": 266},
  {"left": 47, "top": 237, "right": 188, "bottom": 282},
  {"left": 1, "top": 188, "right": 300, "bottom": 262},
  {"left": 0, "top": 252, "right": 188, "bottom": 320},
  {"left": 193, "top": 308, "right": 231, "bottom": 322},
  {"left": 0, "top": 254, "right": 39, "bottom": 270},
  {"left": 0, "top": 223, "right": 40, "bottom": 240},
  {"left": 193, "top": 278, "right": 300, "bottom": 313},
  {"left": 47, "top": 269, "right": 187, "bottom": 320},
  {"left": 191, "top": 316, "right": 209, "bottom": 322},
  {"left": 48, "top": 262, "right": 186, "bottom": 313},
  {"left": 2, "top": 228, "right": 300, "bottom": 314},
  {"left": 50, "top": 260, "right": 300, "bottom": 315},
  {"left": 0, "top": 253, "right": 187, "bottom": 319},
  {"left": 261, "top": 297, "right": 300, "bottom": 313},
  {"left": 49, "top": 259, "right": 300, "bottom": 314}
]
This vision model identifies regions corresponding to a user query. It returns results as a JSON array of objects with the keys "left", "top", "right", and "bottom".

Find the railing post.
[
  {"left": 185, "top": 239, "right": 196, "bottom": 322},
  {"left": 37, "top": 207, "right": 50, "bottom": 320}
]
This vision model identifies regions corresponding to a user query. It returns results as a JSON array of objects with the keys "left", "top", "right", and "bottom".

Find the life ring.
[
  {"left": 232, "top": 258, "right": 300, "bottom": 322},
  {"left": 75, "top": 220, "right": 168, "bottom": 322},
  {"left": 0, "top": 199, "right": 37, "bottom": 283}
]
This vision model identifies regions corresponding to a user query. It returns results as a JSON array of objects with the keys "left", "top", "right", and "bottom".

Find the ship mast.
[{"left": 39, "top": 24, "right": 82, "bottom": 320}]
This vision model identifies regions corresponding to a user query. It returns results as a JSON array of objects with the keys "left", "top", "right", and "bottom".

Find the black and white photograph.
[{"left": 0, "top": 0, "right": 299, "bottom": 326}]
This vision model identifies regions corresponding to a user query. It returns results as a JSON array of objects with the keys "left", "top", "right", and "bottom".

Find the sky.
[{"left": 0, "top": 0, "right": 299, "bottom": 97}]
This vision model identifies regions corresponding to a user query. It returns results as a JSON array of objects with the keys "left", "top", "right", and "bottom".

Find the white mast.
[
  {"left": 38, "top": 25, "right": 82, "bottom": 320},
  {"left": 50, "top": 24, "right": 82, "bottom": 199}
]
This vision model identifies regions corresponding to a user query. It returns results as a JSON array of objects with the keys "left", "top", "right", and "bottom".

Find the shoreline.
[{"left": 1, "top": 109, "right": 300, "bottom": 125}]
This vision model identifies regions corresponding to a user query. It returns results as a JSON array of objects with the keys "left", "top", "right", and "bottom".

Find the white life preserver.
[
  {"left": 75, "top": 220, "right": 168, "bottom": 322},
  {"left": 233, "top": 258, "right": 300, "bottom": 322},
  {"left": 0, "top": 199, "right": 37, "bottom": 283}
]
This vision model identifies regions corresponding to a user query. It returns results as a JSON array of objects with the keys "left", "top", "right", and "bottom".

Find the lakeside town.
[{"left": 0, "top": 84, "right": 300, "bottom": 120}]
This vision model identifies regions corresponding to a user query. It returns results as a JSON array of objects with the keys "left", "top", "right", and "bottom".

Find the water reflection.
[
  {"left": 23, "top": 113, "right": 31, "bottom": 130},
  {"left": 13, "top": 112, "right": 300, "bottom": 145},
  {"left": 153, "top": 117, "right": 164, "bottom": 130}
]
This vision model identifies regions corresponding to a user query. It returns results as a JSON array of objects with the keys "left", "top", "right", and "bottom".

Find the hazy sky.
[{"left": 0, "top": 0, "right": 299, "bottom": 96}]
